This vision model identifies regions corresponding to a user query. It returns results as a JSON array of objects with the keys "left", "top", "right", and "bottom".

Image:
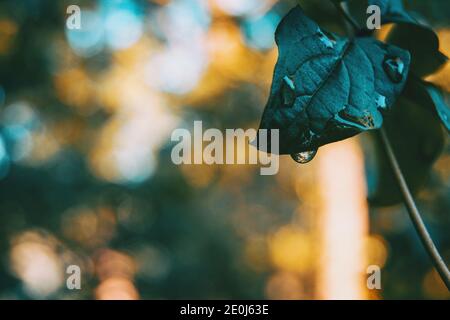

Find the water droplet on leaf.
[
  {"left": 283, "top": 75, "right": 295, "bottom": 91},
  {"left": 375, "top": 94, "right": 387, "bottom": 110},
  {"left": 316, "top": 28, "right": 336, "bottom": 49},
  {"left": 290, "top": 149, "right": 317, "bottom": 164},
  {"left": 281, "top": 75, "right": 296, "bottom": 107},
  {"left": 336, "top": 107, "right": 376, "bottom": 129},
  {"left": 383, "top": 56, "right": 405, "bottom": 83}
]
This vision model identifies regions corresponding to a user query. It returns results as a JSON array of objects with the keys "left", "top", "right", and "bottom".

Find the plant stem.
[
  {"left": 380, "top": 128, "right": 450, "bottom": 290},
  {"left": 333, "top": 1, "right": 361, "bottom": 31}
]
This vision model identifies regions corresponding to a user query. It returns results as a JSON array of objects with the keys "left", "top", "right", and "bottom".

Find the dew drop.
[
  {"left": 290, "top": 149, "right": 317, "bottom": 164},
  {"left": 336, "top": 108, "right": 375, "bottom": 129},
  {"left": 316, "top": 28, "right": 336, "bottom": 49},
  {"left": 375, "top": 94, "right": 387, "bottom": 110},
  {"left": 281, "top": 75, "right": 296, "bottom": 107},
  {"left": 383, "top": 56, "right": 405, "bottom": 83},
  {"left": 283, "top": 75, "right": 295, "bottom": 91}
]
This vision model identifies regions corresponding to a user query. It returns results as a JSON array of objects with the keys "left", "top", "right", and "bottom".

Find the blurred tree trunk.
[{"left": 316, "top": 138, "right": 369, "bottom": 299}]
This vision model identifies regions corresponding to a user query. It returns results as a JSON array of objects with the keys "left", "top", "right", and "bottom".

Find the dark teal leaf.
[
  {"left": 404, "top": 0, "right": 450, "bottom": 27},
  {"left": 339, "top": 0, "right": 448, "bottom": 77},
  {"left": 338, "top": 0, "right": 410, "bottom": 28},
  {"left": 369, "top": 0, "right": 411, "bottom": 24},
  {"left": 341, "top": 0, "right": 424, "bottom": 25},
  {"left": 403, "top": 78, "right": 450, "bottom": 133},
  {"left": 369, "top": 96, "right": 445, "bottom": 206},
  {"left": 423, "top": 84, "right": 450, "bottom": 133},
  {"left": 385, "top": 23, "right": 448, "bottom": 77},
  {"left": 257, "top": 6, "right": 410, "bottom": 155}
]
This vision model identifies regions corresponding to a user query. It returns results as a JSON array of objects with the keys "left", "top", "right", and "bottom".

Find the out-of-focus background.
[{"left": 0, "top": 0, "right": 449, "bottom": 300}]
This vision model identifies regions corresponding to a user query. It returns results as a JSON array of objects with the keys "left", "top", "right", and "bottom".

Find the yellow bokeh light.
[
  {"left": 265, "top": 271, "right": 305, "bottom": 300},
  {"left": 0, "top": 19, "right": 18, "bottom": 54},
  {"left": 268, "top": 226, "right": 315, "bottom": 274}
]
